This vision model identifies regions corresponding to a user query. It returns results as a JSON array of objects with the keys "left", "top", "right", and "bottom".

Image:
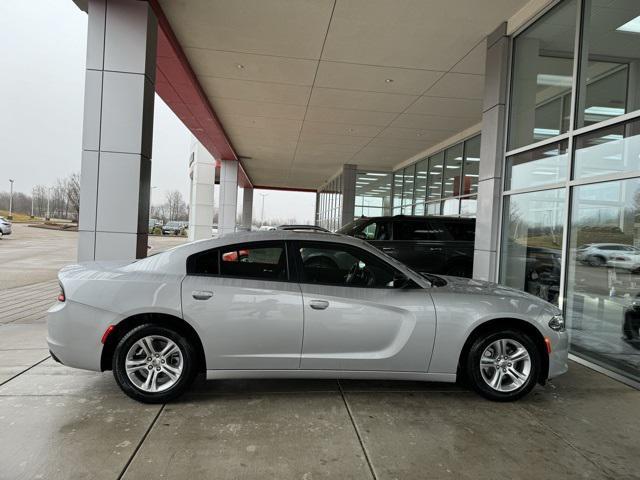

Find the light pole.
[
  {"left": 31, "top": 187, "right": 35, "bottom": 218},
  {"left": 46, "top": 187, "right": 52, "bottom": 221},
  {"left": 259, "top": 193, "right": 268, "bottom": 226},
  {"left": 8, "top": 179, "right": 14, "bottom": 220}
]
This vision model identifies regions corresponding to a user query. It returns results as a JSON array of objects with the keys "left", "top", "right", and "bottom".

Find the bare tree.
[
  {"left": 65, "top": 173, "right": 80, "bottom": 221},
  {"left": 164, "top": 190, "right": 187, "bottom": 221}
]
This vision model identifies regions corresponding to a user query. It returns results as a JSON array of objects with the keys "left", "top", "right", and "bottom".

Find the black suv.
[{"left": 337, "top": 215, "right": 475, "bottom": 278}]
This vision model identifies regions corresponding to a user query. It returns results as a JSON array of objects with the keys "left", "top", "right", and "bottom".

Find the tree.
[
  {"left": 65, "top": 173, "right": 80, "bottom": 221},
  {"left": 164, "top": 190, "right": 188, "bottom": 221}
]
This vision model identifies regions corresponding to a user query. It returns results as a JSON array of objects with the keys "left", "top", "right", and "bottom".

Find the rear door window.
[
  {"left": 220, "top": 242, "right": 287, "bottom": 280},
  {"left": 394, "top": 220, "right": 443, "bottom": 241},
  {"left": 436, "top": 219, "right": 475, "bottom": 241}
]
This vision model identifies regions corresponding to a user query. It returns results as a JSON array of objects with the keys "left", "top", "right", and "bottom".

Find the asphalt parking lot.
[
  {"left": 0, "top": 223, "right": 187, "bottom": 289},
  {"left": 1, "top": 227, "right": 639, "bottom": 479}
]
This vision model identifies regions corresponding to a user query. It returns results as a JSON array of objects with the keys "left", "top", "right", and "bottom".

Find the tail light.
[{"left": 57, "top": 283, "right": 66, "bottom": 302}]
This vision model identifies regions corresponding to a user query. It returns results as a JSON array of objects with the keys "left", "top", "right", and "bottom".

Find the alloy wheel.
[
  {"left": 125, "top": 335, "right": 183, "bottom": 393},
  {"left": 479, "top": 338, "right": 531, "bottom": 393}
]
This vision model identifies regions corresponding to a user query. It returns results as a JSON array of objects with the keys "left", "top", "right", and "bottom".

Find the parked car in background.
[
  {"left": 258, "top": 225, "right": 277, "bottom": 231},
  {"left": 338, "top": 215, "right": 475, "bottom": 277},
  {"left": 0, "top": 217, "right": 12, "bottom": 238},
  {"left": 577, "top": 243, "right": 640, "bottom": 271},
  {"left": 47, "top": 230, "right": 567, "bottom": 403},
  {"left": 162, "top": 221, "right": 185, "bottom": 235}
]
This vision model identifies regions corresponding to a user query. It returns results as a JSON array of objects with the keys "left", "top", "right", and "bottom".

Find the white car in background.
[
  {"left": 0, "top": 217, "right": 12, "bottom": 238},
  {"left": 577, "top": 243, "right": 640, "bottom": 271}
]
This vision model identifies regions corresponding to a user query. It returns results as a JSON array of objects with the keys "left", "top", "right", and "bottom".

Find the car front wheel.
[
  {"left": 113, "top": 324, "right": 196, "bottom": 403},
  {"left": 466, "top": 329, "right": 540, "bottom": 401}
]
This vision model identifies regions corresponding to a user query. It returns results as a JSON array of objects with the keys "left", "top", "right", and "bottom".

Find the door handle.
[
  {"left": 382, "top": 247, "right": 397, "bottom": 253},
  {"left": 309, "top": 300, "right": 329, "bottom": 310},
  {"left": 192, "top": 290, "right": 213, "bottom": 300}
]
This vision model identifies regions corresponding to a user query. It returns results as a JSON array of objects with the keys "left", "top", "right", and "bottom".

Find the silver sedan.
[{"left": 47, "top": 230, "right": 568, "bottom": 403}]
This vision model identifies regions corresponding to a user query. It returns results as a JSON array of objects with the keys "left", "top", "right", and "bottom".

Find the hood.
[{"left": 437, "top": 275, "right": 558, "bottom": 309}]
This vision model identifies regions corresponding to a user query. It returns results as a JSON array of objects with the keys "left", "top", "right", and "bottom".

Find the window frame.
[
  {"left": 186, "top": 240, "right": 292, "bottom": 283},
  {"left": 290, "top": 240, "right": 404, "bottom": 289}
]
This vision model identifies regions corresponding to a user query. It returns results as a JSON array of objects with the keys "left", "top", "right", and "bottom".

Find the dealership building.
[{"left": 74, "top": 0, "right": 640, "bottom": 385}]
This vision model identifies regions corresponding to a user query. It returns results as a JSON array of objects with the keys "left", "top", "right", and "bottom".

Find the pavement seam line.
[
  {"left": 116, "top": 403, "right": 165, "bottom": 480},
  {"left": 338, "top": 380, "right": 379, "bottom": 480},
  {"left": 0, "top": 355, "right": 50, "bottom": 387},
  {"left": 520, "top": 403, "right": 616, "bottom": 479}
]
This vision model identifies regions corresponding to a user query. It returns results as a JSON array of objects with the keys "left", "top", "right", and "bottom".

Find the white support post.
[
  {"left": 78, "top": 0, "right": 157, "bottom": 261},
  {"left": 188, "top": 142, "right": 216, "bottom": 241},
  {"left": 218, "top": 160, "right": 239, "bottom": 236},
  {"left": 473, "top": 23, "right": 509, "bottom": 282},
  {"left": 242, "top": 187, "right": 254, "bottom": 231}
]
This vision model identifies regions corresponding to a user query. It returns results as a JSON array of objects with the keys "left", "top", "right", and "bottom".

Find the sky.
[{"left": 0, "top": 0, "right": 315, "bottom": 224}]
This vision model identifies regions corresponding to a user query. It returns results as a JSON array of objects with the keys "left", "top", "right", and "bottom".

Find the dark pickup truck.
[{"left": 337, "top": 215, "right": 475, "bottom": 278}]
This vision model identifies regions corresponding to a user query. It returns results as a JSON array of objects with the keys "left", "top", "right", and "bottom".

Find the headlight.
[{"left": 548, "top": 314, "right": 565, "bottom": 332}]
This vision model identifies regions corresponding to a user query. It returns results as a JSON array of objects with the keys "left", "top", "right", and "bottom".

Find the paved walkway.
[{"left": 1, "top": 281, "right": 639, "bottom": 480}]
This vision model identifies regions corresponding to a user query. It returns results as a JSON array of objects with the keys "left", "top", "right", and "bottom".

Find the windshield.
[{"left": 337, "top": 218, "right": 369, "bottom": 235}]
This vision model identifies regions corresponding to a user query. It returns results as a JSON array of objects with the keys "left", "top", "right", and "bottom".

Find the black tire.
[
  {"left": 466, "top": 329, "right": 540, "bottom": 402},
  {"left": 113, "top": 324, "right": 196, "bottom": 403},
  {"left": 588, "top": 255, "right": 605, "bottom": 267}
]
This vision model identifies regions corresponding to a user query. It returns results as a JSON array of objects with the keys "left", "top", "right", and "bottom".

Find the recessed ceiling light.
[
  {"left": 236, "top": 64, "right": 245, "bottom": 69},
  {"left": 385, "top": 78, "right": 394, "bottom": 83},
  {"left": 617, "top": 16, "right": 640, "bottom": 34}
]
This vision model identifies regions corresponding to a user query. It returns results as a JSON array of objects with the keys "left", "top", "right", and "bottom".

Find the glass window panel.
[
  {"left": 576, "top": 1, "right": 640, "bottom": 129},
  {"left": 414, "top": 203, "right": 425, "bottom": 216},
  {"left": 462, "top": 136, "right": 480, "bottom": 195},
  {"left": 220, "top": 242, "right": 287, "bottom": 280},
  {"left": 508, "top": 0, "right": 578, "bottom": 150},
  {"left": 393, "top": 172, "right": 403, "bottom": 211},
  {"left": 506, "top": 140, "right": 568, "bottom": 190},
  {"left": 414, "top": 159, "right": 428, "bottom": 204},
  {"left": 442, "top": 198, "right": 460, "bottom": 216},
  {"left": 574, "top": 119, "right": 640, "bottom": 180},
  {"left": 401, "top": 165, "right": 415, "bottom": 207},
  {"left": 427, "top": 152, "right": 444, "bottom": 200},
  {"left": 460, "top": 197, "right": 477, "bottom": 217},
  {"left": 427, "top": 202, "right": 441, "bottom": 216},
  {"left": 500, "top": 188, "right": 565, "bottom": 306},
  {"left": 443, "top": 144, "right": 463, "bottom": 198},
  {"left": 566, "top": 178, "right": 640, "bottom": 382}
]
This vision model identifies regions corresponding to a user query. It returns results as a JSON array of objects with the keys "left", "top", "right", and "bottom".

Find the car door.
[
  {"left": 181, "top": 240, "right": 303, "bottom": 370},
  {"left": 292, "top": 240, "right": 437, "bottom": 372}
]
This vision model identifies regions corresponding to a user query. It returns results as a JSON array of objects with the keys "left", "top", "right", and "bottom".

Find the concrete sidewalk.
[{"left": 0, "top": 281, "right": 639, "bottom": 480}]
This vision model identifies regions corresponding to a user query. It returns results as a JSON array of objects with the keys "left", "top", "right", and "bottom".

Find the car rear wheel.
[
  {"left": 466, "top": 329, "right": 540, "bottom": 401},
  {"left": 588, "top": 255, "right": 605, "bottom": 267},
  {"left": 113, "top": 324, "right": 196, "bottom": 403}
]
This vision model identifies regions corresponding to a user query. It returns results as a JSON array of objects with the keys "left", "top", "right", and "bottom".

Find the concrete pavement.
[
  {"left": 0, "top": 224, "right": 187, "bottom": 289},
  {"left": 1, "top": 280, "right": 639, "bottom": 479}
]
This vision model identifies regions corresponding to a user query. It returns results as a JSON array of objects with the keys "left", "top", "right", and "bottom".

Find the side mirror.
[
  {"left": 392, "top": 273, "right": 411, "bottom": 289},
  {"left": 354, "top": 233, "right": 367, "bottom": 240}
]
